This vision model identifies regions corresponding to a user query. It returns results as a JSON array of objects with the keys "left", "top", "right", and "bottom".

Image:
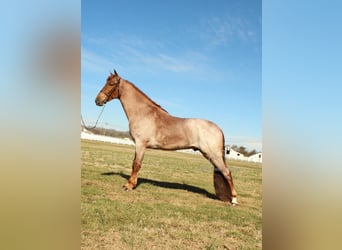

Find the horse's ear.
[{"left": 113, "top": 69, "right": 120, "bottom": 84}]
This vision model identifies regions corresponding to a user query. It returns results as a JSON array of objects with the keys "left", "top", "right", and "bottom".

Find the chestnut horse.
[{"left": 95, "top": 70, "right": 238, "bottom": 205}]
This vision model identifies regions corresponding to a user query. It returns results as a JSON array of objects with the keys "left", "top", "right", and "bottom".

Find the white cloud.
[
  {"left": 81, "top": 47, "right": 114, "bottom": 73},
  {"left": 82, "top": 34, "right": 221, "bottom": 79},
  {"left": 143, "top": 54, "right": 194, "bottom": 73},
  {"left": 202, "top": 15, "right": 257, "bottom": 46},
  {"left": 110, "top": 37, "right": 195, "bottom": 73}
]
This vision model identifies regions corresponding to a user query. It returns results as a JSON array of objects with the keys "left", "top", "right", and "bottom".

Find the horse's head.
[{"left": 95, "top": 70, "right": 121, "bottom": 106}]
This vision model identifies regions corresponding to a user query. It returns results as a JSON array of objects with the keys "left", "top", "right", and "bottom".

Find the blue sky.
[{"left": 81, "top": 0, "right": 261, "bottom": 151}]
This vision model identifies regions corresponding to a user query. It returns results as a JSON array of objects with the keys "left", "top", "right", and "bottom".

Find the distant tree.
[
  {"left": 229, "top": 145, "right": 259, "bottom": 157},
  {"left": 246, "top": 149, "right": 257, "bottom": 157},
  {"left": 238, "top": 146, "right": 247, "bottom": 155}
]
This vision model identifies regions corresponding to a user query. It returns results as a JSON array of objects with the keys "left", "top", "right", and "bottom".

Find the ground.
[{"left": 81, "top": 140, "right": 262, "bottom": 249}]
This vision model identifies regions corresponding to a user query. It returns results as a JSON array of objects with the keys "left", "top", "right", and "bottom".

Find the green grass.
[{"left": 81, "top": 140, "right": 262, "bottom": 249}]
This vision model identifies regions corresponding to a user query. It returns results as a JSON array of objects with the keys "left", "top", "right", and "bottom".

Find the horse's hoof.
[
  {"left": 122, "top": 186, "right": 130, "bottom": 191},
  {"left": 231, "top": 197, "right": 238, "bottom": 206}
]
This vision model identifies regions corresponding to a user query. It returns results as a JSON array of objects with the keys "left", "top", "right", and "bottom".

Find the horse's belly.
[{"left": 150, "top": 130, "right": 191, "bottom": 150}]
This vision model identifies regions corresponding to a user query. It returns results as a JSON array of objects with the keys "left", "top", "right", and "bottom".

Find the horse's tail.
[{"left": 221, "top": 130, "right": 227, "bottom": 166}]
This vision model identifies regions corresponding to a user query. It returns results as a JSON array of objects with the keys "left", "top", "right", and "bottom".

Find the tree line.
[
  {"left": 229, "top": 145, "right": 260, "bottom": 157},
  {"left": 85, "top": 126, "right": 132, "bottom": 139}
]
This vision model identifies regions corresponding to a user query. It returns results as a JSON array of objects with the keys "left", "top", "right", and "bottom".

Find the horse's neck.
[{"left": 119, "top": 80, "right": 162, "bottom": 122}]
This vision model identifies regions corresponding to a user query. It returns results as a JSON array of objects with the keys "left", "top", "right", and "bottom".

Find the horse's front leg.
[{"left": 123, "top": 143, "right": 146, "bottom": 191}]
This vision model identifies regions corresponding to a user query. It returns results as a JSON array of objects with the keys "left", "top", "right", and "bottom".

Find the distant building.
[
  {"left": 225, "top": 146, "right": 247, "bottom": 161},
  {"left": 225, "top": 146, "right": 262, "bottom": 163},
  {"left": 247, "top": 153, "right": 262, "bottom": 163}
]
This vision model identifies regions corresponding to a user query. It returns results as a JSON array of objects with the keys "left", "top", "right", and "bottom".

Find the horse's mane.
[{"left": 124, "top": 79, "right": 168, "bottom": 113}]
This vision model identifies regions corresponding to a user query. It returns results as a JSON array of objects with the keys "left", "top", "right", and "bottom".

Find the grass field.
[{"left": 81, "top": 140, "right": 262, "bottom": 249}]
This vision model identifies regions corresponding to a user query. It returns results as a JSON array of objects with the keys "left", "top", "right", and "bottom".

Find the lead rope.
[{"left": 81, "top": 105, "right": 106, "bottom": 130}]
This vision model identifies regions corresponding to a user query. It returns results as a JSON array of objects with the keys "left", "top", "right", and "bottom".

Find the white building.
[
  {"left": 225, "top": 146, "right": 262, "bottom": 163},
  {"left": 225, "top": 146, "right": 248, "bottom": 161},
  {"left": 247, "top": 153, "right": 262, "bottom": 163}
]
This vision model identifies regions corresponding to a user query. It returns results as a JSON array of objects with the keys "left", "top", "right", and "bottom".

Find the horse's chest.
[{"left": 129, "top": 120, "right": 156, "bottom": 138}]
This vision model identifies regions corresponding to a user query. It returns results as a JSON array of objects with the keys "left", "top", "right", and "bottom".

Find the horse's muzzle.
[
  {"left": 95, "top": 92, "right": 108, "bottom": 106},
  {"left": 95, "top": 98, "right": 105, "bottom": 106}
]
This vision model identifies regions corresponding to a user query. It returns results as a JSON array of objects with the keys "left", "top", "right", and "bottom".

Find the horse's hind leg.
[
  {"left": 203, "top": 152, "right": 238, "bottom": 205},
  {"left": 123, "top": 143, "right": 146, "bottom": 191},
  {"left": 214, "top": 157, "right": 238, "bottom": 205}
]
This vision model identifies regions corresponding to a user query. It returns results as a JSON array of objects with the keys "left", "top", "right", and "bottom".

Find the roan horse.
[{"left": 95, "top": 70, "right": 238, "bottom": 205}]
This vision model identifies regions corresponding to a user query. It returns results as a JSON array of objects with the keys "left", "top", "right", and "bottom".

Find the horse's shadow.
[{"left": 101, "top": 171, "right": 218, "bottom": 200}]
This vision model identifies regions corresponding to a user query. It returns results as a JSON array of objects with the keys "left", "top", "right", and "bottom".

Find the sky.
[{"left": 81, "top": 0, "right": 261, "bottom": 151}]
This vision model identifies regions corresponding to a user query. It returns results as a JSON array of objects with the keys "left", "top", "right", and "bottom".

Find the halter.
[
  {"left": 101, "top": 77, "right": 121, "bottom": 100},
  {"left": 81, "top": 76, "right": 120, "bottom": 130}
]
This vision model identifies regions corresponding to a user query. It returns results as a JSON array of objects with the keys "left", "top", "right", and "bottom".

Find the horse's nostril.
[{"left": 95, "top": 99, "right": 101, "bottom": 106}]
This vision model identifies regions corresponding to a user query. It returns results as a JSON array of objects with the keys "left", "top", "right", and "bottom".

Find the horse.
[{"left": 95, "top": 70, "right": 238, "bottom": 205}]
